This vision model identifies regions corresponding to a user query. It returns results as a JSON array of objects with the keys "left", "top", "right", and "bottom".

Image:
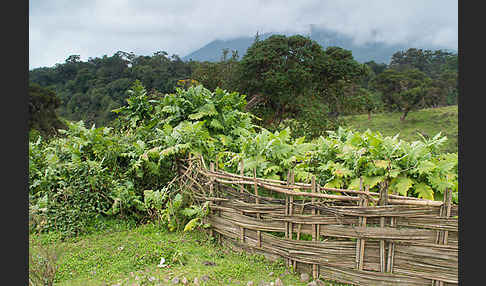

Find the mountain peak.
[{"left": 183, "top": 27, "right": 453, "bottom": 64}]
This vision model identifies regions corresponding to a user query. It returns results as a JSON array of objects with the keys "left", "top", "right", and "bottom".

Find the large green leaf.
[
  {"left": 391, "top": 176, "right": 414, "bottom": 196},
  {"left": 416, "top": 160, "right": 436, "bottom": 175},
  {"left": 188, "top": 103, "right": 218, "bottom": 120},
  {"left": 184, "top": 218, "right": 200, "bottom": 232},
  {"left": 363, "top": 176, "right": 384, "bottom": 189},
  {"left": 413, "top": 183, "right": 434, "bottom": 200},
  {"left": 348, "top": 177, "right": 361, "bottom": 190},
  {"left": 373, "top": 160, "right": 389, "bottom": 169},
  {"left": 210, "top": 119, "right": 224, "bottom": 130},
  {"left": 324, "top": 178, "right": 343, "bottom": 189}
]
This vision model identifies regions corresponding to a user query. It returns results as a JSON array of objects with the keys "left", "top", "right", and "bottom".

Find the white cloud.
[{"left": 29, "top": 0, "right": 457, "bottom": 69}]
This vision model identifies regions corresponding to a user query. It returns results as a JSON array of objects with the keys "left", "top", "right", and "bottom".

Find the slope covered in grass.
[{"left": 342, "top": 105, "right": 458, "bottom": 154}]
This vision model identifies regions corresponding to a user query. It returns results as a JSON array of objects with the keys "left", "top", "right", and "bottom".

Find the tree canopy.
[
  {"left": 28, "top": 82, "right": 66, "bottom": 137},
  {"left": 238, "top": 35, "right": 329, "bottom": 122},
  {"left": 371, "top": 68, "right": 432, "bottom": 121}
]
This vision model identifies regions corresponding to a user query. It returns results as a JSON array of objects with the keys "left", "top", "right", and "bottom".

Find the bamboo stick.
[
  {"left": 443, "top": 189, "right": 452, "bottom": 244},
  {"left": 289, "top": 170, "right": 295, "bottom": 268},
  {"left": 285, "top": 196, "right": 290, "bottom": 239},
  {"left": 215, "top": 157, "right": 220, "bottom": 196},
  {"left": 386, "top": 217, "right": 396, "bottom": 273},
  {"left": 254, "top": 168, "right": 262, "bottom": 248},
  {"left": 296, "top": 197, "right": 306, "bottom": 241},
  {"left": 209, "top": 175, "right": 443, "bottom": 206},
  {"left": 311, "top": 175, "right": 319, "bottom": 279},
  {"left": 379, "top": 181, "right": 389, "bottom": 273},
  {"left": 209, "top": 162, "right": 215, "bottom": 238},
  {"left": 356, "top": 178, "right": 363, "bottom": 270},
  {"left": 209, "top": 162, "right": 215, "bottom": 196},
  {"left": 239, "top": 160, "right": 245, "bottom": 243},
  {"left": 434, "top": 189, "right": 453, "bottom": 286},
  {"left": 358, "top": 211, "right": 368, "bottom": 270},
  {"left": 203, "top": 168, "right": 433, "bottom": 201}
]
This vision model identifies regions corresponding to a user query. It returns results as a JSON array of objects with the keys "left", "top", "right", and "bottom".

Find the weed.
[{"left": 29, "top": 239, "right": 63, "bottom": 286}]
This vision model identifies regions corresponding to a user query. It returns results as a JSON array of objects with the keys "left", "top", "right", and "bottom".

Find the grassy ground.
[
  {"left": 29, "top": 220, "right": 346, "bottom": 286},
  {"left": 342, "top": 105, "right": 458, "bottom": 154}
]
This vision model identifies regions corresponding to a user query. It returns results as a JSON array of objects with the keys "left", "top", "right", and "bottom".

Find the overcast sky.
[{"left": 29, "top": 0, "right": 458, "bottom": 70}]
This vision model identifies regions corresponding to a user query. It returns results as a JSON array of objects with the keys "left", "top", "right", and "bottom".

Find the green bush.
[{"left": 29, "top": 83, "right": 255, "bottom": 236}]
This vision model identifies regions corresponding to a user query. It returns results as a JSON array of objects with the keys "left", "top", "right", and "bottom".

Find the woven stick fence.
[{"left": 179, "top": 157, "right": 458, "bottom": 286}]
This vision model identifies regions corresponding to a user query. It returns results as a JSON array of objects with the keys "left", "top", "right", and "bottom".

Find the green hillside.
[{"left": 342, "top": 105, "right": 458, "bottom": 154}]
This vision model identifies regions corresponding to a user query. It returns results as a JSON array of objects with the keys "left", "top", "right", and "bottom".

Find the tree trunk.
[
  {"left": 276, "top": 105, "right": 287, "bottom": 126},
  {"left": 400, "top": 109, "right": 409, "bottom": 121},
  {"left": 368, "top": 111, "right": 372, "bottom": 120}
]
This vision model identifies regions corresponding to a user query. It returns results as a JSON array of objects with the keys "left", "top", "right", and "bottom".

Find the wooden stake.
[
  {"left": 296, "top": 197, "right": 306, "bottom": 241},
  {"left": 311, "top": 175, "right": 319, "bottom": 279},
  {"left": 288, "top": 170, "right": 295, "bottom": 268},
  {"left": 254, "top": 168, "right": 261, "bottom": 248},
  {"left": 355, "top": 178, "right": 363, "bottom": 270},
  {"left": 239, "top": 160, "right": 245, "bottom": 194},
  {"left": 443, "top": 188, "right": 452, "bottom": 244},
  {"left": 379, "top": 181, "right": 388, "bottom": 273},
  {"left": 434, "top": 189, "right": 452, "bottom": 286},
  {"left": 209, "top": 162, "right": 215, "bottom": 196},
  {"left": 386, "top": 216, "right": 395, "bottom": 273},
  {"left": 215, "top": 157, "right": 220, "bottom": 195},
  {"left": 209, "top": 162, "right": 215, "bottom": 238},
  {"left": 239, "top": 160, "right": 245, "bottom": 243}
]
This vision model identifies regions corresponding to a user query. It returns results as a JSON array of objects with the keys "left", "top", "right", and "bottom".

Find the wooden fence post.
[
  {"left": 209, "top": 162, "right": 215, "bottom": 238},
  {"left": 209, "top": 162, "right": 215, "bottom": 196},
  {"left": 379, "top": 180, "right": 389, "bottom": 273},
  {"left": 254, "top": 168, "right": 261, "bottom": 248},
  {"left": 386, "top": 217, "right": 396, "bottom": 273},
  {"left": 239, "top": 160, "right": 245, "bottom": 243},
  {"left": 433, "top": 188, "right": 452, "bottom": 286},
  {"left": 311, "top": 175, "right": 319, "bottom": 279},
  {"left": 285, "top": 170, "right": 295, "bottom": 268},
  {"left": 355, "top": 178, "right": 369, "bottom": 271}
]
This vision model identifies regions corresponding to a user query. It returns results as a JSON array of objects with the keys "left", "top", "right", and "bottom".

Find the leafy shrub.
[
  {"left": 29, "top": 83, "right": 255, "bottom": 236},
  {"left": 221, "top": 127, "right": 458, "bottom": 202}
]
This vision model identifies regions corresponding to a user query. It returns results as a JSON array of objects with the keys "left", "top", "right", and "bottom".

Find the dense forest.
[{"left": 28, "top": 34, "right": 458, "bottom": 138}]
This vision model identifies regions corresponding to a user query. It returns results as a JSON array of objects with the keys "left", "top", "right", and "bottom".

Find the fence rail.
[{"left": 181, "top": 158, "right": 458, "bottom": 286}]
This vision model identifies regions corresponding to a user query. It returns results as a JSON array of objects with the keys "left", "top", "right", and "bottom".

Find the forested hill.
[
  {"left": 29, "top": 35, "right": 458, "bottom": 135},
  {"left": 29, "top": 52, "right": 193, "bottom": 127},
  {"left": 183, "top": 27, "right": 455, "bottom": 64}
]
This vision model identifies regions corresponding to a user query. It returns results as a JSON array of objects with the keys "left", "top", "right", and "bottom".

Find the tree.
[
  {"left": 390, "top": 48, "right": 457, "bottom": 79},
  {"left": 389, "top": 48, "right": 458, "bottom": 109},
  {"left": 28, "top": 82, "right": 66, "bottom": 136},
  {"left": 365, "top": 60, "right": 387, "bottom": 76},
  {"left": 191, "top": 49, "right": 240, "bottom": 92},
  {"left": 238, "top": 34, "right": 328, "bottom": 124},
  {"left": 389, "top": 48, "right": 431, "bottom": 73},
  {"left": 318, "top": 47, "right": 370, "bottom": 115},
  {"left": 371, "top": 68, "right": 431, "bottom": 121}
]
